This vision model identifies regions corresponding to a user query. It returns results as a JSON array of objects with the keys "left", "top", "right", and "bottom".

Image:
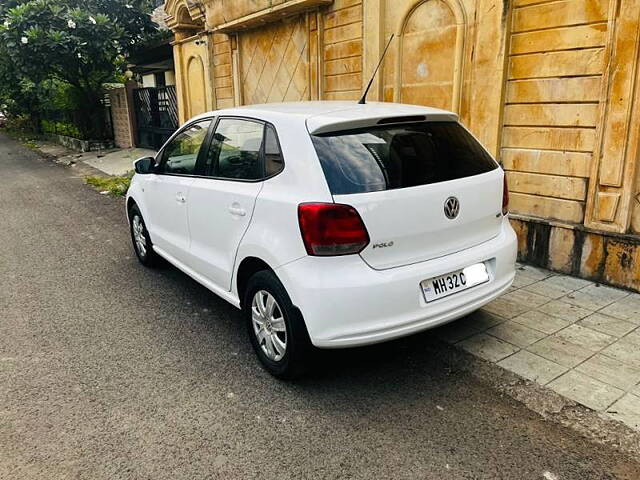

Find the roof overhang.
[{"left": 213, "top": 0, "right": 333, "bottom": 34}]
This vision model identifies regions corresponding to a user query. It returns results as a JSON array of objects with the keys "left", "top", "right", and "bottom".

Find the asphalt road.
[{"left": 1, "top": 133, "right": 639, "bottom": 480}]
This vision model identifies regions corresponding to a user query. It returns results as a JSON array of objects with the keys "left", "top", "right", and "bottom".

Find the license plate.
[{"left": 420, "top": 263, "right": 489, "bottom": 302}]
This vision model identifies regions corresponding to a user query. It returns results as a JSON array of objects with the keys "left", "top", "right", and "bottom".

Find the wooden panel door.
[{"left": 238, "top": 16, "right": 310, "bottom": 105}]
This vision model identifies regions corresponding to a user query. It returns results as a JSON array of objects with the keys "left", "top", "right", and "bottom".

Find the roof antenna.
[{"left": 358, "top": 33, "right": 395, "bottom": 105}]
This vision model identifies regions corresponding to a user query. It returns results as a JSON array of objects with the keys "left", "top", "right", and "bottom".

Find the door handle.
[
  {"left": 175, "top": 192, "right": 186, "bottom": 204},
  {"left": 228, "top": 204, "right": 246, "bottom": 217}
]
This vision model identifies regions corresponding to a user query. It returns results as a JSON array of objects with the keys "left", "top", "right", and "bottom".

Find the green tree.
[{"left": 0, "top": 0, "right": 157, "bottom": 138}]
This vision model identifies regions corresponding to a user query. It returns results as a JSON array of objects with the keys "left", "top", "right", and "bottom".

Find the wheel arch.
[
  {"left": 235, "top": 256, "right": 274, "bottom": 305},
  {"left": 126, "top": 196, "right": 137, "bottom": 214}
]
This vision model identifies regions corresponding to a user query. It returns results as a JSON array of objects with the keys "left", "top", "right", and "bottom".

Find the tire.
[
  {"left": 129, "top": 204, "right": 159, "bottom": 267},
  {"left": 244, "top": 270, "right": 312, "bottom": 379}
]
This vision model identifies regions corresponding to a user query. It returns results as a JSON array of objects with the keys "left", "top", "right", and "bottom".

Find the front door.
[
  {"left": 188, "top": 118, "right": 269, "bottom": 290},
  {"left": 144, "top": 119, "right": 212, "bottom": 262}
]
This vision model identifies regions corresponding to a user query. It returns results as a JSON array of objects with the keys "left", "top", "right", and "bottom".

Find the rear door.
[
  {"left": 187, "top": 118, "right": 280, "bottom": 290},
  {"left": 310, "top": 121, "right": 503, "bottom": 270}
]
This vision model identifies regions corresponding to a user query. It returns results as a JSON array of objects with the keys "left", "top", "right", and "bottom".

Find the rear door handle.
[
  {"left": 175, "top": 192, "right": 186, "bottom": 204},
  {"left": 228, "top": 204, "right": 246, "bottom": 217}
]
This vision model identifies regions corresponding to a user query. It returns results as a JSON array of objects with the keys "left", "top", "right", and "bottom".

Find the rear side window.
[
  {"left": 311, "top": 122, "right": 497, "bottom": 195},
  {"left": 264, "top": 125, "right": 284, "bottom": 176},
  {"left": 209, "top": 118, "right": 264, "bottom": 180}
]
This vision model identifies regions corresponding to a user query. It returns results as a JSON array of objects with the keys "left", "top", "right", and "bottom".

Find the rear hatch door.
[{"left": 310, "top": 120, "right": 504, "bottom": 270}]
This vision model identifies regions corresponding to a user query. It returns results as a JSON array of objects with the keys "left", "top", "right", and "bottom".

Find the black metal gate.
[{"left": 133, "top": 86, "right": 178, "bottom": 150}]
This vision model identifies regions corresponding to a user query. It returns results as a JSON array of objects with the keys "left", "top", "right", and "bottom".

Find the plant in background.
[
  {"left": 85, "top": 173, "right": 133, "bottom": 196},
  {"left": 0, "top": 0, "right": 157, "bottom": 139},
  {"left": 42, "top": 119, "right": 82, "bottom": 138}
]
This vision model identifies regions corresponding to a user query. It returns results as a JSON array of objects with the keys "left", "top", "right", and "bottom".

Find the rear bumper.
[{"left": 276, "top": 218, "right": 517, "bottom": 348}]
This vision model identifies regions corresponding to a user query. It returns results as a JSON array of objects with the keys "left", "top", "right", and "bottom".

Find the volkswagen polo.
[{"left": 126, "top": 101, "right": 517, "bottom": 378}]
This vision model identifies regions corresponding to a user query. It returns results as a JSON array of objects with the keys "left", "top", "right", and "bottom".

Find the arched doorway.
[
  {"left": 383, "top": 0, "right": 466, "bottom": 112},
  {"left": 186, "top": 55, "right": 206, "bottom": 117}
]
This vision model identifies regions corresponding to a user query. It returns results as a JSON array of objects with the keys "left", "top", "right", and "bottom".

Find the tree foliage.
[{"left": 0, "top": 0, "right": 157, "bottom": 138}]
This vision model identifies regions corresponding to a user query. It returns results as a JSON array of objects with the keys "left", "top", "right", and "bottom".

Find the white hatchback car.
[{"left": 127, "top": 101, "right": 517, "bottom": 378}]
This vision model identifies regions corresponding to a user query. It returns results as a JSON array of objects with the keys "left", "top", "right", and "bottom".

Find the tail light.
[
  {"left": 502, "top": 174, "right": 509, "bottom": 216},
  {"left": 298, "top": 203, "right": 370, "bottom": 256}
]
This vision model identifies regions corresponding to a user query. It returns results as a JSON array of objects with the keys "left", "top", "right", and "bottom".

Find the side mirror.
[{"left": 134, "top": 156, "right": 156, "bottom": 175}]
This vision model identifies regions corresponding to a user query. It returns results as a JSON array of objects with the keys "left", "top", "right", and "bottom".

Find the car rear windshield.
[{"left": 311, "top": 121, "right": 498, "bottom": 195}]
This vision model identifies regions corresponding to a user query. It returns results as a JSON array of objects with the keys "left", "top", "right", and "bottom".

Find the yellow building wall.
[
  {"left": 165, "top": 0, "right": 640, "bottom": 289},
  {"left": 322, "top": 0, "right": 363, "bottom": 101},
  {"left": 500, "top": 0, "right": 610, "bottom": 225},
  {"left": 212, "top": 33, "right": 234, "bottom": 109}
]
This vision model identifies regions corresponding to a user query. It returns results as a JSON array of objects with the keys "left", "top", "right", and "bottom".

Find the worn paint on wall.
[{"left": 512, "top": 216, "right": 640, "bottom": 292}]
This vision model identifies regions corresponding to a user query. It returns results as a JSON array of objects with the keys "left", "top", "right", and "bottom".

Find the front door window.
[{"left": 159, "top": 120, "right": 212, "bottom": 175}]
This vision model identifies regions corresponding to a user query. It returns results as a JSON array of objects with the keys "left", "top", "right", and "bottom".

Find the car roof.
[{"left": 190, "top": 101, "right": 458, "bottom": 134}]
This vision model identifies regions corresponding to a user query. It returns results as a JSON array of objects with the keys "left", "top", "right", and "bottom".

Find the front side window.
[
  {"left": 159, "top": 120, "right": 212, "bottom": 175},
  {"left": 209, "top": 118, "right": 264, "bottom": 180},
  {"left": 311, "top": 122, "right": 498, "bottom": 195}
]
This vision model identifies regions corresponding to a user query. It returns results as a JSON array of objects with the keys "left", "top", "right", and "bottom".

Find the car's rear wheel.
[
  {"left": 129, "top": 205, "right": 159, "bottom": 267},
  {"left": 244, "top": 270, "right": 311, "bottom": 379}
]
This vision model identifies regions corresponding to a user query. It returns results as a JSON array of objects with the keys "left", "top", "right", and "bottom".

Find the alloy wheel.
[
  {"left": 251, "top": 290, "right": 287, "bottom": 362},
  {"left": 132, "top": 215, "right": 147, "bottom": 257}
]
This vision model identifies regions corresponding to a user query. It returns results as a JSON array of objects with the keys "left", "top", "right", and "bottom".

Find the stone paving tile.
[
  {"left": 601, "top": 339, "right": 640, "bottom": 370},
  {"left": 527, "top": 335, "right": 593, "bottom": 368},
  {"left": 481, "top": 297, "right": 529, "bottom": 319},
  {"left": 435, "top": 321, "right": 481, "bottom": 343},
  {"left": 577, "top": 313, "right": 637, "bottom": 338},
  {"left": 606, "top": 393, "right": 640, "bottom": 430},
  {"left": 537, "top": 299, "right": 594, "bottom": 322},
  {"left": 515, "top": 265, "right": 554, "bottom": 281},
  {"left": 562, "top": 284, "right": 629, "bottom": 311},
  {"left": 554, "top": 324, "right": 616, "bottom": 352},
  {"left": 460, "top": 309, "right": 506, "bottom": 330},
  {"left": 511, "top": 273, "right": 538, "bottom": 289},
  {"left": 621, "top": 329, "right": 640, "bottom": 346},
  {"left": 458, "top": 333, "right": 520, "bottom": 363},
  {"left": 443, "top": 267, "right": 640, "bottom": 430},
  {"left": 487, "top": 321, "right": 547, "bottom": 348},
  {"left": 548, "top": 370, "right": 624, "bottom": 411},
  {"left": 502, "top": 289, "right": 550, "bottom": 308},
  {"left": 497, "top": 350, "right": 567, "bottom": 385},
  {"left": 576, "top": 354, "right": 640, "bottom": 391},
  {"left": 523, "top": 279, "right": 574, "bottom": 299},
  {"left": 600, "top": 294, "right": 640, "bottom": 324},
  {"left": 543, "top": 274, "right": 593, "bottom": 291},
  {"left": 511, "top": 310, "right": 571, "bottom": 335},
  {"left": 583, "top": 283, "right": 631, "bottom": 299}
]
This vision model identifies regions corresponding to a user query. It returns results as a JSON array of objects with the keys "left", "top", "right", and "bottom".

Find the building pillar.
[{"left": 584, "top": 0, "right": 640, "bottom": 233}]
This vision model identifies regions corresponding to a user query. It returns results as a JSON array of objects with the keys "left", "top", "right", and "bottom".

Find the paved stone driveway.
[{"left": 434, "top": 263, "right": 640, "bottom": 431}]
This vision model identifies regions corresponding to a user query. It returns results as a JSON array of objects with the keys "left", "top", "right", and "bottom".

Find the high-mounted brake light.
[
  {"left": 502, "top": 175, "right": 509, "bottom": 216},
  {"left": 298, "top": 203, "right": 370, "bottom": 256}
]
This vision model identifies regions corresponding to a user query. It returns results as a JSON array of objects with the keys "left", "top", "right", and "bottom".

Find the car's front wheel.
[
  {"left": 244, "top": 270, "right": 311, "bottom": 379},
  {"left": 129, "top": 205, "right": 159, "bottom": 267}
]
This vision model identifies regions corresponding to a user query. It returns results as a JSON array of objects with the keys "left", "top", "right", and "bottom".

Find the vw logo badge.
[{"left": 444, "top": 196, "right": 460, "bottom": 219}]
